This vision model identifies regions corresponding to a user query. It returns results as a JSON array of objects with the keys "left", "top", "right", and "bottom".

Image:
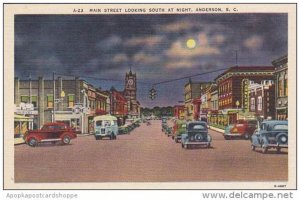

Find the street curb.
[
  {"left": 14, "top": 142, "right": 25, "bottom": 145},
  {"left": 77, "top": 134, "right": 94, "bottom": 137},
  {"left": 209, "top": 126, "right": 225, "bottom": 134}
]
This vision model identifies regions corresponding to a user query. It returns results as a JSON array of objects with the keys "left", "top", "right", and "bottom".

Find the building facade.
[
  {"left": 173, "top": 105, "right": 185, "bottom": 120},
  {"left": 14, "top": 76, "right": 109, "bottom": 134},
  {"left": 110, "top": 87, "right": 128, "bottom": 126},
  {"left": 215, "top": 66, "right": 275, "bottom": 125},
  {"left": 184, "top": 79, "right": 211, "bottom": 121},
  {"left": 249, "top": 80, "right": 275, "bottom": 120},
  {"left": 272, "top": 55, "right": 288, "bottom": 120}
]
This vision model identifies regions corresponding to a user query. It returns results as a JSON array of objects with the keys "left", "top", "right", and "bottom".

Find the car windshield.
[
  {"left": 188, "top": 124, "right": 206, "bottom": 130},
  {"left": 273, "top": 124, "right": 288, "bottom": 130}
]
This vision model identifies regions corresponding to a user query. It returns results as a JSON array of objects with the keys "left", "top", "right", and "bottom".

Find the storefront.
[
  {"left": 55, "top": 111, "right": 82, "bottom": 133},
  {"left": 14, "top": 114, "right": 34, "bottom": 138},
  {"left": 276, "top": 107, "right": 288, "bottom": 120}
]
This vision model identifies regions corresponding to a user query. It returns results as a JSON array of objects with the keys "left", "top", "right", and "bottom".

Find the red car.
[
  {"left": 224, "top": 119, "right": 258, "bottom": 140},
  {"left": 24, "top": 122, "right": 77, "bottom": 147}
]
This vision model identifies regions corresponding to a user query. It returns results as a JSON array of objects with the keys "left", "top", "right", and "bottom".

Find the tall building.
[
  {"left": 272, "top": 55, "right": 288, "bottom": 120},
  {"left": 215, "top": 66, "right": 275, "bottom": 125},
  {"left": 124, "top": 69, "right": 140, "bottom": 118},
  {"left": 184, "top": 79, "right": 212, "bottom": 121},
  {"left": 14, "top": 77, "right": 109, "bottom": 134}
]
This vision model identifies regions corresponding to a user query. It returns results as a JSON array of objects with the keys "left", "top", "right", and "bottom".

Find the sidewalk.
[
  {"left": 14, "top": 137, "right": 25, "bottom": 145},
  {"left": 209, "top": 126, "right": 225, "bottom": 134}
]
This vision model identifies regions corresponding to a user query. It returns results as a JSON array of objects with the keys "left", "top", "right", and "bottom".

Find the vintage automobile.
[
  {"left": 23, "top": 122, "right": 77, "bottom": 147},
  {"left": 94, "top": 115, "right": 118, "bottom": 140},
  {"left": 251, "top": 120, "right": 288, "bottom": 153},
  {"left": 181, "top": 121, "right": 212, "bottom": 149},
  {"left": 161, "top": 116, "right": 167, "bottom": 131},
  {"left": 118, "top": 125, "right": 129, "bottom": 135},
  {"left": 224, "top": 119, "right": 257, "bottom": 140},
  {"left": 166, "top": 126, "right": 173, "bottom": 137},
  {"left": 171, "top": 120, "right": 186, "bottom": 143}
]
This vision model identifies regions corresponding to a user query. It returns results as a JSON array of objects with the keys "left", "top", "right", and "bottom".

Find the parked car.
[
  {"left": 23, "top": 122, "right": 77, "bottom": 147},
  {"left": 118, "top": 125, "right": 129, "bottom": 135},
  {"left": 251, "top": 120, "right": 288, "bottom": 153},
  {"left": 224, "top": 119, "right": 257, "bottom": 140},
  {"left": 171, "top": 120, "right": 186, "bottom": 143},
  {"left": 94, "top": 115, "right": 118, "bottom": 140},
  {"left": 181, "top": 121, "right": 212, "bottom": 149},
  {"left": 166, "top": 126, "right": 173, "bottom": 137}
]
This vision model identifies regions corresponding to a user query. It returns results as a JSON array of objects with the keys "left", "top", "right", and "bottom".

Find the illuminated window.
[
  {"left": 47, "top": 95, "right": 53, "bottom": 108},
  {"left": 278, "top": 79, "right": 283, "bottom": 97},
  {"left": 250, "top": 98, "right": 255, "bottom": 111},
  {"left": 257, "top": 96, "right": 262, "bottom": 111},
  {"left": 284, "top": 74, "right": 288, "bottom": 96},
  {"left": 68, "top": 94, "right": 74, "bottom": 108},
  {"left": 31, "top": 96, "right": 37, "bottom": 107},
  {"left": 20, "top": 95, "right": 29, "bottom": 103}
]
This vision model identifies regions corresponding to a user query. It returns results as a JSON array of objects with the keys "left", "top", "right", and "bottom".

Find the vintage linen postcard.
[{"left": 3, "top": 3, "right": 297, "bottom": 189}]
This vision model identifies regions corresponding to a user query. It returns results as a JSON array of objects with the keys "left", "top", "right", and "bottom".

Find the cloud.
[
  {"left": 133, "top": 52, "right": 161, "bottom": 64},
  {"left": 165, "top": 38, "right": 220, "bottom": 59},
  {"left": 124, "top": 36, "right": 163, "bottom": 47},
  {"left": 212, "top": 34, "right": 226, "bottom": 45},
  {"left": 159, "top": 20, "right": 196, "bottom": 32},
  {"left": 243, "top": 35, "right": 263, "bottom": 50},
  {"left": 112, "top": 53, "right": 128, "bottom": 63},
  {"left": 96, "top": 35, "right": 122, "bottom": 49},
  {"left": 165, "top": 59, "right": 198, "bottom": 69}
]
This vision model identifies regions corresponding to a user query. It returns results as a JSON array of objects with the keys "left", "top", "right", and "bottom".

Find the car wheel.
[
  {"left": 28, "top": 138, "right": 38, "bottom": 147},
  {"left": 244, "top": 133, "right": 250, "bottom": 140},
  {"left": 63, "top": 135, "right": 71, "bottom": 144},
  {"left": 251, "top": 144, "right": 256, "bottom": 151}
]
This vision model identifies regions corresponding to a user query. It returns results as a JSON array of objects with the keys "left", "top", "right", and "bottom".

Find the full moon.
[{"left": 186, "top": 38, "right": 196, "bottom": 49}]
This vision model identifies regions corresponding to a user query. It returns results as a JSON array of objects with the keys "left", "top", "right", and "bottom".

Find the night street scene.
[{"left": 14, "top": 14, "right": 288, "bottom": 183}]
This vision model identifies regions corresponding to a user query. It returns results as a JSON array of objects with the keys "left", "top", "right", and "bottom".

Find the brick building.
[
  {"left": 272, "top": 55, "right": 288, "bottom": 120},
  {"left": 110, "top": 87, "right": 128, "bottom": 126},
  {"left": 249, "top": 80, "right": 275, "bottom": 120},
  {"left": 215, "top": 66, "right": 275, "bottom": 125}
]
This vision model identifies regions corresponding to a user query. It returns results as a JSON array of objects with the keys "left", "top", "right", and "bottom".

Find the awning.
[{"left": 14, "top": 114, "right": 33, "bottom": 122}]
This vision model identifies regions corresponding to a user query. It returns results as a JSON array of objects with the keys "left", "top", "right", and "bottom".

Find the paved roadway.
[{"left": 15, "top": 120, "right": 288, "bottom": 182}]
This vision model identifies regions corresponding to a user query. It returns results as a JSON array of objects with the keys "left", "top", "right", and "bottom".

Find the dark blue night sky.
[{"left": 15, "top": 14, "right": 287, "bottom": 107}]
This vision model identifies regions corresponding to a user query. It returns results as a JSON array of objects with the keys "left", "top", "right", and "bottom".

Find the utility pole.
[
  {"left": 235, "top": 50, "right": 238, "bottom": 66},
  {"left": 53, "top": 72, "right": 55, "bottom": 122},
  {"left": 29, "top": 73, "right": 32, "bottom": 104}
]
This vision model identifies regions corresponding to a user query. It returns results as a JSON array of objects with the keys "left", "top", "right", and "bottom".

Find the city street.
[{"left": 15, "top": 120, "right": 288, "bottom": 183}]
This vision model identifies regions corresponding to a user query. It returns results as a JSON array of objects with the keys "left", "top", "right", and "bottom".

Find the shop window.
[
  {"left": 257, "top": 96, "right": 262, "bottom": 111},
  {"left": 21, "top": 95, "right": 29, "bottom": 103},
  {"left": 68, "top": 94, "right": 74, "bottom": 108},
  {"left": 31, "top": 96, "right": 37, "bottom": 107},
  {"left": 278, "top": 79, "right": 283, "bottom": 97},
  {"left": 284, "top": 74, "right": 288, "bottom": 96},
  {"left": 250, "top": 98, "right": 255, "bottom": 111},
  {"left": 47, "top": 95, "right": 53, "bottom": 108}
]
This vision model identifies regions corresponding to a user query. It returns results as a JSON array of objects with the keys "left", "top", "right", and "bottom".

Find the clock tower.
[
  {"left": 124, "top": 69, "right": 139, "bottom": 118},
  {"left": 124, "top": 69, "right": 137, "bottom": 101}
]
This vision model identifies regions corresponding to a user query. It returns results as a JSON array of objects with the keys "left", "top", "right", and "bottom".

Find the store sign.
[
  {"left": 15, "top": 103, "right": 38, "bottom": 115},
  {"left": 241, "top": 79, "right": 250, "bottom": 112}
]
